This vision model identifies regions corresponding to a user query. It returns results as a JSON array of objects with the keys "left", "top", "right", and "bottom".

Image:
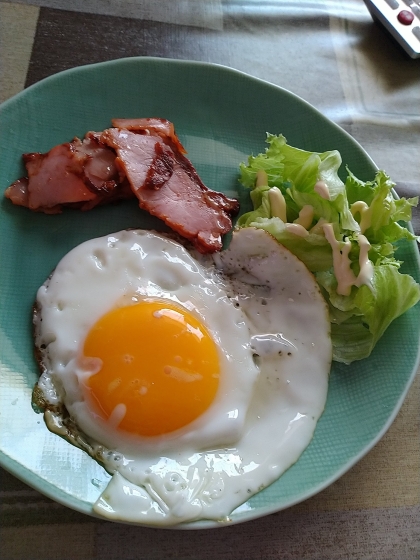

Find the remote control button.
[
  {"left": 385, "top": 0, "right": 399, "bottom": 8},
  {"left": 411, "top": 5, "right": 420, "bottom": 18},
  {"left": 400, "top": 1, "right": 420, "bottom": 19},
  {"left": 412, "top": 26, "right": 420, "bottom": 40},
  {"left": 398, "top": 9, "right": 415, "bottom": 24}
]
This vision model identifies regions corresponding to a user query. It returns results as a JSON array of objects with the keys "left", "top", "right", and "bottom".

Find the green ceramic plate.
[{"left": 0, "top": 57, "right": 419, "bottom": 529}]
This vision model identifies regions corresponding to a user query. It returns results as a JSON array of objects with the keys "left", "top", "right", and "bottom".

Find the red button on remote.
[{"left": 397, "top": 10, "right": 414, "bottom": 25}]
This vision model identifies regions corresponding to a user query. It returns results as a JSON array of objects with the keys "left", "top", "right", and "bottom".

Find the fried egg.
[{"left": 34, "top": 227, "right": 331, "bottom": 526}]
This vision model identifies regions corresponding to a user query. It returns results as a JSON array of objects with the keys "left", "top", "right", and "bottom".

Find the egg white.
[
  {"left": 34, "top": 228, "right": 331, "bottom": 526},
  {"left": 35, "top": 229, "right": 259, "bottom": 454}
]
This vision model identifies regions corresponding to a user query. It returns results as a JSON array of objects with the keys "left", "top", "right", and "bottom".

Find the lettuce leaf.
[
  {"left": 317, "top": 265, "right": 420, "bottom": 362},
  {"left": 237, "top": 134, "right": 420, "bottom": 363}
]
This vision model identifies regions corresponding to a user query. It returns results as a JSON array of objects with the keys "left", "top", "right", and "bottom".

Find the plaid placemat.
[{"left": 1, "top": 1, "right": 419, "bottom": 558}]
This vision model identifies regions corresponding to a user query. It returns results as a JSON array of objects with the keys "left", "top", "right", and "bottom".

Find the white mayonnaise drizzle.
[
  {"left": 355, "top": 234, "right": 374, "bottom": 288},
  {"left": 314, "top": 180, "right": 330, "bottom": 200},
  {"left": 309, "top": 218, "right": 328, "bottom": 235},
  {"left": 267, "top": 189, "right": 313, "bottom": 237},
  {"left": 256, "top": 169, "right": 269, "bottom": 187},
  {"left": 323, "top": 223, "right": 374, "bottom": 296},
  {"left": 350, "top": 200, "right": 372, "bottom": 234},
  {"left": 294, "top": 205, "right": 314, "bottom": 229},
  {"left": 285, "top": 223, "right": 309, "bottom": 237},
  {"left": 268, "top": 187, "right": 287, "bottom": 222}
]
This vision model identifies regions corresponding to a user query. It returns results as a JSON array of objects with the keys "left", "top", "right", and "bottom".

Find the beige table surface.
[{"left": 0, "top": 1, "right": 419, "bottom": 558}]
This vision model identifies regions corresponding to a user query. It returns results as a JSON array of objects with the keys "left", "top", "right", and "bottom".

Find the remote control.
[{"left": 363, "top": 0, "right": 420, "bottom": 58}]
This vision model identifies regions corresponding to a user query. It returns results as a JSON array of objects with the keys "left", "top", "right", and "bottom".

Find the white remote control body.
[{"left": 364, "top": 0, "right": 420, "bottom": 58}]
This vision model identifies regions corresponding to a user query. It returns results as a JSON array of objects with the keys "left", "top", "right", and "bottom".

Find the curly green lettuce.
[{"left": 237, "top": 134, "right": 420, "bottom": 363}]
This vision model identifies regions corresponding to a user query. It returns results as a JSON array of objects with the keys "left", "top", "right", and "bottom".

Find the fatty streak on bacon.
[
  {"left": 102, "top": 127, "right": 239, "bottom": 253},
  {"left": 111, "top": 117, "right": 187, "bottom": 155}
]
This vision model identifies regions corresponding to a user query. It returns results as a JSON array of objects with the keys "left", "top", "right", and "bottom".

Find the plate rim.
[{"left": 1, "top": 55, "right": 419, "bottom": 530}]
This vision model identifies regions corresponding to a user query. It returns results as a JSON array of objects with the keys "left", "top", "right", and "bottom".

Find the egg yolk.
[{"left": 83, "top": 299, "right": 220, "bottom": 437}]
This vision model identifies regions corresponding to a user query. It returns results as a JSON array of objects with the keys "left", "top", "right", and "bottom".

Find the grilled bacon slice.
[
  {"left": 102, "top": 127, "right": 239, "bottom": 253},
  {"left": 4, "top": 119, "right": 239, "bottom": 253},
  {"left": 4, "top": 134, "right": 134, "bottom": 213}
]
